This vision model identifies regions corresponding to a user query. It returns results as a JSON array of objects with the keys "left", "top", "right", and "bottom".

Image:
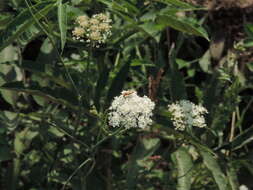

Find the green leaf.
[
  {"left": 157, "top": 15, "right": 209, "bottom": 40},
  {"left": 94, "top": 63, "right": 110, "bottom": 111},
  {"left": 168, "top": 68, "right": 187, "bottom": 100},
  {"left": 244, "top": 23, "right": 253, "bottom": 38},
  {"left": 246, "top": 62, "right": 253, "bottom": 72},
  {"left": 17, "top": 24, "right": 41, "bottom": 47},
  {"left": 11, "top": 127, "right": 38, "bottom": 189},
  {"left": 168, "top": 49, "right": 187, "bottom": 100},
  {"left": 58, "top": 0, "right": 67, "bottom": 51},
  {"left": 36, "top": 37, "right": 57, "bottom": 64},
  {"left": 217, "top": 127, "right": 253, "bottom": 151},
  {"left": 227, "top": 162, "right": 239, "bottom": 190},
  {"left": 243, "top": 39, "right": 253, "bottom": 47},
  {"left": 138, "top": 22, "right": 163, "bottom": 42},
  {"left": 11, "top": 158, "right": 21, "bottom": 190},
  {"left": 0, "top": 1, "right": 55, "bottom": 52},
  {"left": 203, "top": 72, "right": 221, "bottom": 117},
  {"left": 199, "top": 150, "right": 228, "bottom": 190},
  {"left": 14, "top": 127, "right": 38, "bottom": 156},
  {"left": 199, "top": 50, "right": 212, "bottom": 73},
  {"left": 126, "top": 138, "right": 160, "bottom": 189},
  {"left": 157, "top": 124, "right": 216, "bottom": 156},
  {"left": 0, "top": 60, "right": 22, "bottom": 106},
  {"left": 106, "top": 61, "right": 130, "bottom": 104},
  {"left": 0, "top": 45, "right": 18, "bottom": 63},
  {"left": 172, "top": 147, "right": 193, "bottom": 190},
  {"left": 0, "top": 81, "right": 79, "bottom": 111},
  {"left": 20, "top": 60, "right": 71, "bottom": 89},
  {"left": 0, "top": 14, "right": 13, "bottom": 30},
  {"left": 97, "top": 0, "right": 137, "bottom": 23},
  {"left": 157, "top": 0, "right": 196, "bottom": 9},
  {"left": 98, "top": 0, "right": 139, "bottom": 15}
]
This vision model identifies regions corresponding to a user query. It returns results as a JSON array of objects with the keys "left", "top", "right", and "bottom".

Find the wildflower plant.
[
  {"left": 108, "top": 90, "right": 155, "bottom": 129},
  {"left": 72, "top": 13, "right": 112, "bottom": 47},
  {"left": 0, "top": 0, "right": 252, "bottom": 189},
  {"left": 168, "top": 100, "right": 208, "bottom": 131}
]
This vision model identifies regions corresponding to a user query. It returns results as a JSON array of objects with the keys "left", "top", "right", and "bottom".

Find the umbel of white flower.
[
  {"left": 168, "top": 100, "right": 208, "bottom": 131},
  {"left": 72, "top": 13, "right": 112, "bottom": 47},
  {"left": 108, "top": 90, "right": 155, "bottom": 129}
]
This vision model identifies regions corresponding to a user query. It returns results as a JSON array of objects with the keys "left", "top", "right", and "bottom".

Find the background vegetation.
[{"left": 0, "top": 0, "right": 253, "bottom": 189}]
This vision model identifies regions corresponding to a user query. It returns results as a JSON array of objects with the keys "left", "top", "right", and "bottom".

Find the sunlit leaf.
[
  {"left": 199, "top": 150, "right": 228, "bottom": 190},
  {"left": 58, "top": 0, "right": 67, "bottom": 51},
  {"left": 172, "top": 147, "right": 193, "bottom": 190},
  {"left": 157, "top": 15, "right": 209, "bottom": 40}
]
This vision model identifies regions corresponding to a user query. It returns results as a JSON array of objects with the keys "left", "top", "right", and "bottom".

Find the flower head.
[
  {"left": 240, "top": 185, "right": 249, "bottom": 190},
  {"left": 72, "top": 13, "right": 112, "bottom": 47},
  {"left": 108, "top": 90, "right": 155, "bottom": 129},
  {"left": 76, "top": 15, "right": 89, "bottom": 26},
  {"left": 168, "top": 100, "right": 208, "bottom": 131},
  {"left": 72, "top": 27, "right": 85, "bottom": 39},
  {"left": 89, "top": 31, "right": 102, "bottom": 41}
]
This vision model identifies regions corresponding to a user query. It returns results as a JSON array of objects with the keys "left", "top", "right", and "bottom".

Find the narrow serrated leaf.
[{"left": 58, "top": 0, "right": 67, "bottom": 51}]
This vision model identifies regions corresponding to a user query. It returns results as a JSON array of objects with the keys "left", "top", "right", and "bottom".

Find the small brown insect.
[{"left": 122, "top": 90, "right": 135, "bottom": 97}]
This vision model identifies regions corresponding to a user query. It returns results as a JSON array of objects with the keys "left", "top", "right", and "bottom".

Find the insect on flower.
[
  {"left": 122, "top": 90, "right": 135, "bottom": 97},
  {"left": 108, "top": 90, "right": 155, "bottom": 129}
]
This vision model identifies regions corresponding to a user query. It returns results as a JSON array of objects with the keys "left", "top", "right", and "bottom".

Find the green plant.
[{"left": 0, "top": 0, "right": 252, "bottom": 190}]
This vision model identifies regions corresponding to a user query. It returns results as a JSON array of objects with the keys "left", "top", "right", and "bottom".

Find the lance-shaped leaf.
[
  {"left": 216, "top": 127, "right": 253, "bottom": 151},
  {"left": 157, "top": 0, "right": 196, "bottom": 9},
  {"left": 199, "top": 150, "right": 228, "bottom": 190},
  {"left": 57, "top": 0, "right": 67, "bottom": 51},
  {"left": 106, "top": 61, "right": 130, "bottom": 104},
  {"left": 0, "top": 81, "right": 78, "bottom": 111},
  {"left": 227, "top": 162, "right": 239, "bottom": 190},
  {"left": 172, "top": 147, "right": 193, "bottom": 190},
  {"left": 156, "top": 15, "right": 209, "bottom": 41},
  {"left": 0, "top": 1, "right": 55, "bottom": 52}
]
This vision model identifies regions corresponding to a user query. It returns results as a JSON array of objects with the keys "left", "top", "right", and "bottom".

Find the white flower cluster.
[
  {"left": 108, "top": 90, "right": 155, "bottom": 129},
  {"left": 239, "top": 185, "right": 249, "bottom": 190},
  {"left": 72, "top": 13, "right": 112, "bottom": 46},
  {"left": 168, "top": 100, "right": 208, "bottom": 131}
]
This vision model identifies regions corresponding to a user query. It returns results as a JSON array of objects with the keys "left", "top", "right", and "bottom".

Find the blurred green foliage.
[{"left": 0, "top": 0, "right": 253, "bottom": 189}]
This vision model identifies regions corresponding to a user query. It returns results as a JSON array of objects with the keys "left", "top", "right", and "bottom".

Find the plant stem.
[{"left": 61, "top": 158, "right": 92, "bottom": 190}]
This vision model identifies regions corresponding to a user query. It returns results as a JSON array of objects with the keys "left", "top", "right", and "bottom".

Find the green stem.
[
  {"left": 10, "top": 158, "right": 21, "bottom": 190},
  {"left": 61, "top": 158, "right": 92, "bottom": 190},
  {"left": 92, "top": 128, "right": 128, "bottom": 151},
  {"left": 25, "top": 0, "right": 81, "bottom": 102}
]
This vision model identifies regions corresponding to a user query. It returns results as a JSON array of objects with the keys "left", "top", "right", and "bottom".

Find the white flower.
[
  {"left": 239, "top": 185, "right": 249, "bottom": 190},
  {"left": 72, "top": 27, "right": 85, "bottom": 40},
  {"left": 72, "top": 13, "right": 112, "bottom": 47},
  {"left": 168, "top": 100, "right": 208, "bottom": 131},
  {"left": 76, "top": 15, "right": 89, "bottom": 28},
  {"left": 108, "top": 90, "right": 155, "bottom": 129}
]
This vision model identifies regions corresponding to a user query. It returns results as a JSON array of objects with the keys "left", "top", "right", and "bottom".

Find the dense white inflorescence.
[
  {"left": 168, "top": 100, "right": 208, "bottom": 131},
  {"left": 108, "top": 90, "right": 155, "bottom": 129},
  {"left": 72, "top": 13, "right": 112, "bottom": 47},
  {"left": 239, "top": 185, "right": 249, "bottom": 190}
]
